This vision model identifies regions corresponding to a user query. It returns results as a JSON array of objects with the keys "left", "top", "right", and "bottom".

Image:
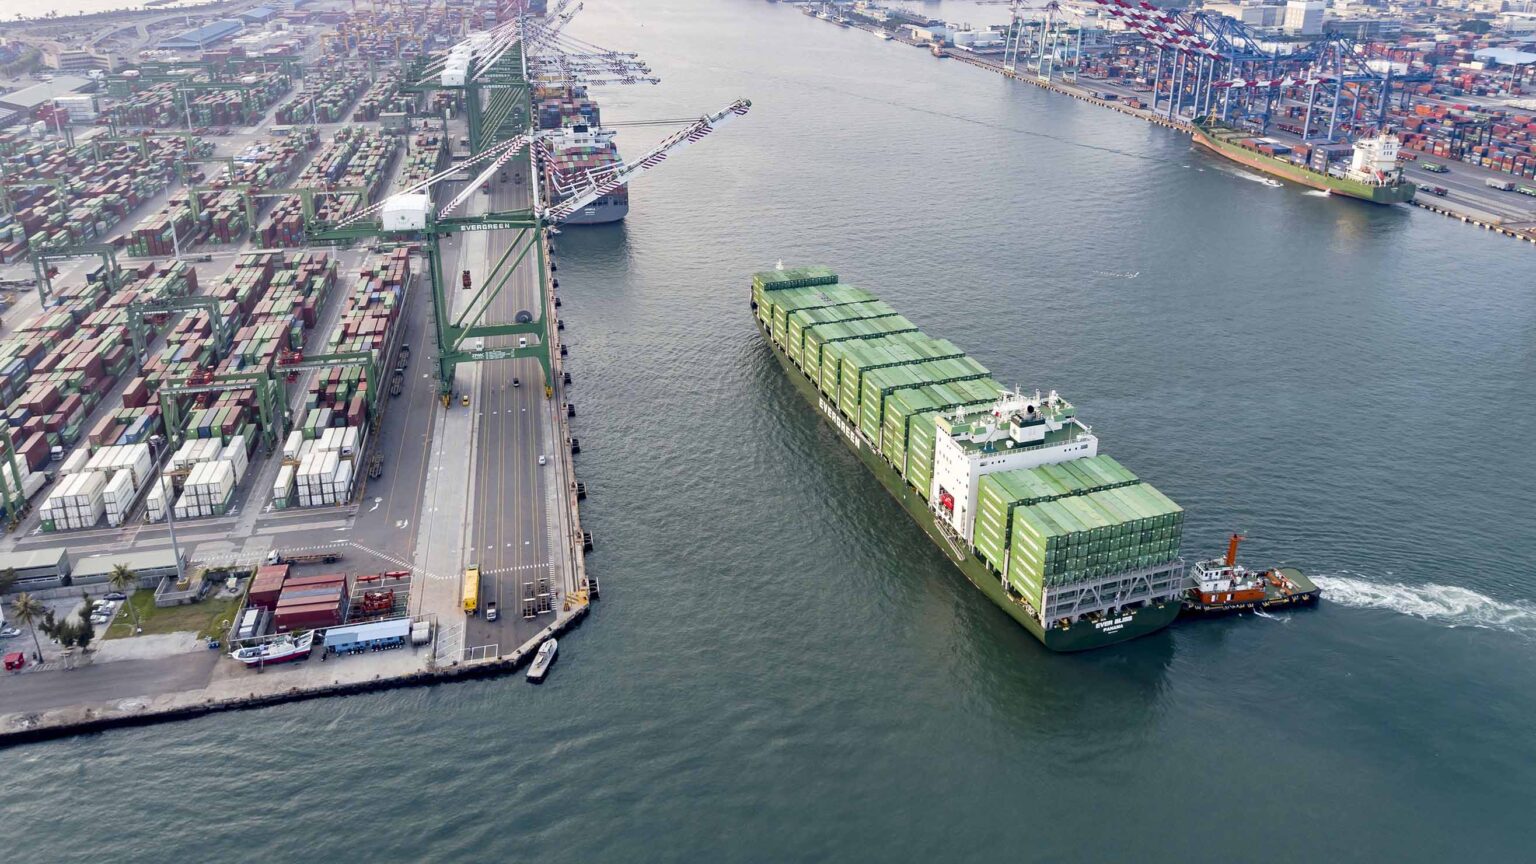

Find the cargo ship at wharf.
[
  {"left": 751, "top": 266, "right": 1197, "bottom": 652},
  {"left": 535, "top": 85, "right": 629, "bottom": 225},
  {"left": 1190, "top": 119, "right": 1416, "bottom": 205}
]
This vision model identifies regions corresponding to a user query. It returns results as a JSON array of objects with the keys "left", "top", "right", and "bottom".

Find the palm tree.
[
  {"left": 107, "top": 563, "right": 140, "bottom": 634},
  {"left": 0, "top": 567, "right": 17, "bottom": 596},
  {"left": 9, "top": 593, "right": 46, "bottom": 663}
]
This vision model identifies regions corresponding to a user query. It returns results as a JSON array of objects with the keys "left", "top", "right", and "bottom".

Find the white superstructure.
[
  {"left": 930, "top": 389, "right": 1097, "bottom": 543},
  {"left": 1346, "top": 133, "right": 1403, "bottom": 186}
]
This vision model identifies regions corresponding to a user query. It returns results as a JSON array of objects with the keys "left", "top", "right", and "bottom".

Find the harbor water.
[{"left": 4, "top": 0, "right": 1535, "bottom": 859}]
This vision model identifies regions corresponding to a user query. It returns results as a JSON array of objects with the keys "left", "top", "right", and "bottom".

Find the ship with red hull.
[{"left": 1183, "top": 533, "right": 1321, "bottom": 615}]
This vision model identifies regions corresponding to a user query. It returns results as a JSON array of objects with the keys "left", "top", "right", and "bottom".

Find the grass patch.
[{"left": 104, "top": 589, "right": 242, "bottom": 640}]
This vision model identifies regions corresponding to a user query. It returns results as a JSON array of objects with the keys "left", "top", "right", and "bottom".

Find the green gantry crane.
[
  {"left": 311, "top": 15, "right": 750, "bottom": 404},
  {"left": 31, "top": 243, "right": 123, "bottom": 308}
]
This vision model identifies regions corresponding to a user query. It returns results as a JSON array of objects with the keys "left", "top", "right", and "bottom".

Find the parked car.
[
  {"left": 538, "top": 454, "right": 547, "bottom": 466},
  {"left": 0, "top": 626, "right": 21, "bottom": 639},
  {"left": 104, "top": 592, "right": 127, "bottom": 601}
]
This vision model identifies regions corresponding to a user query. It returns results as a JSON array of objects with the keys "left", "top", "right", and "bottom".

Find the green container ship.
[
  {"left": 1192, "top": 118, "right": 1416, "bottom": 205},
  {"left": 751, "top": 266, "right": 1186, "bottom": 652}
]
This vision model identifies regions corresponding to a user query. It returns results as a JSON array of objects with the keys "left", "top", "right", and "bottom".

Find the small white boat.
[
  {"left": 230, "top": 631, "right": 314, "bottom": 668},
  {"left": 526, "top": 638, "right": 558, "bottom": 682},
  {"left": 877, "top": 32, "right": 893, "bottom": 40}
]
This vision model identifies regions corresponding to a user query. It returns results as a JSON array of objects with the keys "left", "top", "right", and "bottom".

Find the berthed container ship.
[
  {"left": 751, "top": 266, "right": 1187, "bottom": 651},
  {"left": 536, "top": 85, "right": 628, "bottom": 224},
  {"left": 1192, "top": 118, "right": 1416, "bottom": 205}
]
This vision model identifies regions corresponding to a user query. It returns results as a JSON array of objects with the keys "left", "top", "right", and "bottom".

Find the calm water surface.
[{"left": 3, "top": 1, "right": 1534, "bottom": 860}]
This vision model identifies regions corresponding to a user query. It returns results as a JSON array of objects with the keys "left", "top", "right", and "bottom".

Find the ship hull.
[
  {"left": 754, "top": 313, "right": 1181, "bottom": 652},
  {"left": 558, "top": 199, "right": 629, "bottom": 225},
  {"left": 1192, "top": 125, "right": 1416, "bottom": 205},
  {"left": 231, "top": 645, "right": 312, "bottom": 667}
]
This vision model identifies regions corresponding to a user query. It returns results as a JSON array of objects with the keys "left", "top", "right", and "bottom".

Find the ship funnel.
[{"left": 1225, "top": 532, "right": 1244, "bottom": 568}]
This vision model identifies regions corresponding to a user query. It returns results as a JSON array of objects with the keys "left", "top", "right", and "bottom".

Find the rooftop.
[
  {"left": 1474, "top": 47, "right": 1536, "bottom": 65},
  {"left": 160, "top": 19, "right": 244, "bottom": 50},
  {"left": 0, "top": 76, "right": 93, "bottom": 112}
]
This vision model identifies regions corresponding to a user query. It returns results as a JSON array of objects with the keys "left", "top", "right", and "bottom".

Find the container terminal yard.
[
  {"left": 795, "top": 0, "right": 1536, "bottom": 243},
  {"left": 0, "top": 0, "right": 751, "bottom": 742}
]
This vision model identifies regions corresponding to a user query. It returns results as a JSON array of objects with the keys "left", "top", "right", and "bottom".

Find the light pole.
[{"left": 149, "top": 434, "right": 186, "bottom": 583}]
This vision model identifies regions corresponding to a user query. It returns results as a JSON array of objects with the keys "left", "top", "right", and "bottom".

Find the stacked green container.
[
  {"left": 1005, "top": 483, "right": 1184, "bottom": 603},
  {"left": 972, "top": 455, "right": 1141, "bottom": 574},
  {"left": 905, "top": 412, "right": 940, "bottom": 499},
  {"left": 859, "top": 355, "right": 990, "bottom": 444},
  {"left": 784, "top": 300, "right": 898, "bottom": 364},
  {"left": 836, "top": 335, "right": 967, "bottom": 422}
]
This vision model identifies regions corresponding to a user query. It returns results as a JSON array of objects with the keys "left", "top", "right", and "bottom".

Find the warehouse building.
[
  {"left": 237, "top": 6, "right": 278, "bottom": 24},
  {"left": 0, "top": 75, "right": 93, "bottom": 115},
  {"left": 71, "top": 550, "right": 183, "bottom": 588},
  {"left": 160, "top": 20, "right": 244, "bottom": 51},
  {"left": 0, "top": 548, "right": 71, "bottom": 592}
]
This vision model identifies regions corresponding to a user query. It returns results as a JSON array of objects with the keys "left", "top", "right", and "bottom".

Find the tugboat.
[
  {"left": 1184, "top": 533, "right": 1321, "bottom": 615},
  {"left": 229, "top": 631, "right": 315, "bottom": 668}
]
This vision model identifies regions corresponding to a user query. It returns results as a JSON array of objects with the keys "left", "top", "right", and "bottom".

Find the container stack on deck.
[
  {"left": 535, "top": 84, "right": 601, "bottom": 130},
  {"left": 752, "top": 267, "right": 1184, "bottom": 622}
]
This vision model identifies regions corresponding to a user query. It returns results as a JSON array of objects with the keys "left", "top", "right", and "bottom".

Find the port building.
[{"left": 160, "top": 20, "right": 244, "bottom": 51}]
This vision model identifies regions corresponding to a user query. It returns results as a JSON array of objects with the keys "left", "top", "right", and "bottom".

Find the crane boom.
[{"left": 543, "top": 99, "right": 752, "bottom": 223}]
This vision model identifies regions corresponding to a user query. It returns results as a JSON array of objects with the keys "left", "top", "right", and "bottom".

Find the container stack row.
[
  {"left": 104, "top": 72, "right": 291, "bottom": 129},
  {"left": 351, "top": 70, "right": 415, "bottom": 122},
  {"left": 395, "top": 126, "right": 447, "bottom": 201},
  {"left": 0, "top": 261, "right": 195, "bottom": 521},
  {"left": 275, "top": 67, "right": 371, "bottom": 125},
  {"left": 45, "top": 442, "right": 154, "bottom": 529},
  {"left": 0, "top": 134, "right": 210, "bottom": 258},
  {"left": 216, "top": 127, "right": 321, "bottom": 193},
  {"left": 273, "top": 250, "right": 404, "bottom": 509},
  {"left": 259, "top": 128, "right": 397, "bottom": 246}
]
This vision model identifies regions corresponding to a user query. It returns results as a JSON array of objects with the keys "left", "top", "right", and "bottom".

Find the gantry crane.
[{"left": 311, "top": 98, "right": 752, "bottom": 404}]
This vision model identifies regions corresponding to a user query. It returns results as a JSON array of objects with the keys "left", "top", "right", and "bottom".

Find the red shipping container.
[{"left": 15, "top": 432, "right": 49, "bottom": 472}]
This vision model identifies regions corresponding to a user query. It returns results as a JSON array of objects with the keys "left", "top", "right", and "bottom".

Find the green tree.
[
  {"left": 8, "top": 592, "right": 47, "bottom": 662},
  {"left": 0, "top": 567, "right": 17, "bottom": 596},
  {"left": 1457, "top": 19, "right": 1492, "bottom": 34},
  {"left": 107, "top": 563, "right": 140, "bottom": 634},
  {"left": 74, "top": 591, "right": 96, "bottom": 652}
]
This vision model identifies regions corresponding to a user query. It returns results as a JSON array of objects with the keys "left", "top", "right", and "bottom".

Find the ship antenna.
[{"left": 775, "top": 259, "right": 784, "bottom": 271}]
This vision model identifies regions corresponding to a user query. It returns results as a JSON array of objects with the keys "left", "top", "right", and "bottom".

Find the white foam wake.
[{"left": 1313, "top": 574, "right": 1536, "bottom": 637}]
